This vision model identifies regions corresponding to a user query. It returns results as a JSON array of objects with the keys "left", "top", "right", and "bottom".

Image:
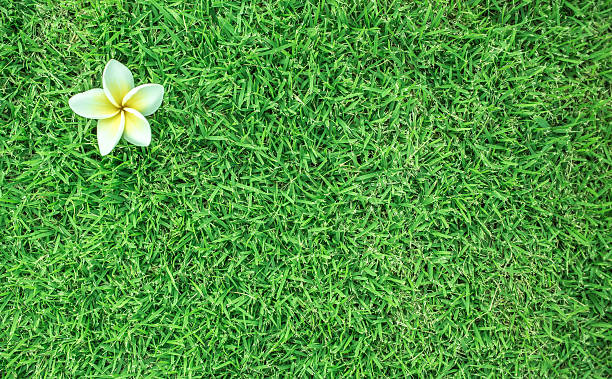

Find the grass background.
[{"left": 1, "top": 0, "right": 611, "bottom": 376}]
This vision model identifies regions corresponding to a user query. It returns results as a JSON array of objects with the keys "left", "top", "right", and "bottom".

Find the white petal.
[
  {"left": 69, "top": 89, "right": 119, "bottom": 119},
  {"left": 123, "top": 108, "right": 151, "bottom": 147},
  {"left": 102, "top": 59, "right": 134, "bottom": 107},
  {"left": 122, "top": 84, "right": 164, "bottom": 116},
  {"left": 97, "top": 111, "right": 125, "bottom": 156}
]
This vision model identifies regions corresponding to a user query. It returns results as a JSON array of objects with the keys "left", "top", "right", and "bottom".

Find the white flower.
[{"left": 69, "top": 59, "right": 164, "bottom": 156}]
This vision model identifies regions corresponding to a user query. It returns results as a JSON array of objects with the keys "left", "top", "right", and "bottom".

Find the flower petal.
[
  {"left": 69, "top": 89, "right": 119, "bottom": 119},
  {"left": 97, "top": 111, "right": 125, "bottom": 156},
  {"left": 102, "top": 59, "right": 134, "bottom": 107},
  {"left": 122, "top": 84, "right": 164, "bottom": 116},
  {"left": 123, "top": 108, "right": 151, "bottom": 147}
]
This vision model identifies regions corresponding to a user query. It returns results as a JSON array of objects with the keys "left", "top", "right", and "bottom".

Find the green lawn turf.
[{"left": 1, "top": 0, "right": 611, "bottom": 376}]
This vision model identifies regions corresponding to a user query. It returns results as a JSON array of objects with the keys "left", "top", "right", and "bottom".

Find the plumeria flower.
[{"left": 69, "top": 59, "right": 164, "bottom": 156}]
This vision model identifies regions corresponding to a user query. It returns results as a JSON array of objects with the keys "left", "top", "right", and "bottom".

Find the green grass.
[{"left": 1, "top": 0, "right": 611, "bottom": 376}]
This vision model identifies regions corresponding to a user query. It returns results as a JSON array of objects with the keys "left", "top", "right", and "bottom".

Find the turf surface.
[{"left": 1, "top": 0, "right": 611, "bottom": 376}]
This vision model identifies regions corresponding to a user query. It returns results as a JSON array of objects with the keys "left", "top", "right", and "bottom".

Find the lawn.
[{"left": 1, "top": 0, "right": 611, "bottom": 376}]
